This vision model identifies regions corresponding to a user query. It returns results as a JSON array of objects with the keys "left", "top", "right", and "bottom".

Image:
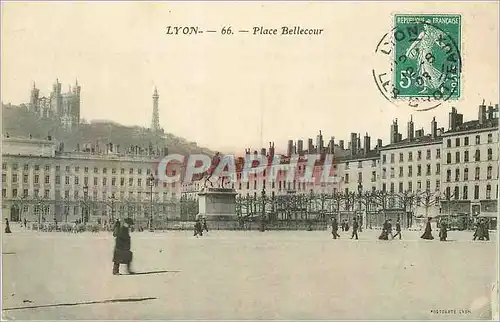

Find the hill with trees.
[{"left": 2, "top": 104, "right": 215, "bottom": 156}]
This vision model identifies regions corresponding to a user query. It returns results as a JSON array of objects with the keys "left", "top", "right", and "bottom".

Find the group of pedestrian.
[
  {"left": 194, "top": 218, "right": 209, "bottom": 237},
  {"left": 420, "top": 217, "right": 448, "bottom": 241},
  {"left": 331, "top": 217, "right": 359, "bottom": 240},
  {"left": 421, "top": 217, "right": 492, "bottom": 242},
  {"left": 473, "top": 218, "right": 490, "bottom": 241},
  {"left": 378, "top": 219, "right": 402, "bottom": 240}
]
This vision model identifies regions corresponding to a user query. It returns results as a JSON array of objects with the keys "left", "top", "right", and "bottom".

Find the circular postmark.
[{"left": 373, "top": 16, "right": 462, "bottom": 111}]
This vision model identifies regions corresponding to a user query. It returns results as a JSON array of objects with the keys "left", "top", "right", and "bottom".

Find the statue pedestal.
[{"left": 197, "top": 188, "right": 238, "bottom": 227}]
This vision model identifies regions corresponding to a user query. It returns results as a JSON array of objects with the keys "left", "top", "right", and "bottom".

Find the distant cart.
[{"left": 436, "top": 213, "right": 473, "bottom": 231}]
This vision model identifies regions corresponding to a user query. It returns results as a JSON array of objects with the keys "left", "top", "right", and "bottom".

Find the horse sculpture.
[{"left": 201, "top": 152, "right": 233, "bottom": 189}]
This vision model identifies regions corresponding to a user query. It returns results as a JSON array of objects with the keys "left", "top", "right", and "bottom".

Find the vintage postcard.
[{"left": 1, "top": 1, "right": 498, "bottom": 320}]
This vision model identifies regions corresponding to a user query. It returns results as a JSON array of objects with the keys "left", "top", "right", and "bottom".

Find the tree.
[
  {"left": 342, "top": 192, "right": 356, "bottom": 212},
  {"left": 396, "top": 190, "right": 416, "bottom": 228},
  {"left": 415, "top": 189, "right": 441, "bottom": 218},
  {"left": 372, "top": 190, "right": 391, "bottom": 219},
  {"left": 332, "top": 191, "right": 344, "bottom": 221}
]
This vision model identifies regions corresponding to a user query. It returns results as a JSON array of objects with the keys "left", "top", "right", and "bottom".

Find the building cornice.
[
  {"left": 441, "top": 126, "right": 499, "bottom": 137},
  {"left": 379, "top": 138, "right": 442, "bottom": 151}
]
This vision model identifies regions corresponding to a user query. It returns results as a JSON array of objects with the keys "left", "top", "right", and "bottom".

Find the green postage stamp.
[{"left": 393, "top": 14, "right": 461, "bottom": 101}]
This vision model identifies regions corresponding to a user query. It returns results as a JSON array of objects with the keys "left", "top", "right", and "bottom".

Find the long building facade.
[
  {"left": 182, "top": 103, "right": 499, "bottom": 220},
  {"left": 1, "top": 136, "right": 182, "bottom": 224},
  {"left": 3, "top": 103, "right": 498, "bottom": 225}
]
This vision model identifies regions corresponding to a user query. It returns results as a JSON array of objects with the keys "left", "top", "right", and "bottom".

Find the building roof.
[
  {"left": 379, "top": 135, "right": 442, "bottom": 151},
  {"left": 334, "top": 150, "right": 380, "bottom": 162},
  {"left": 443, "top": 119, "right": 498, "bottom": 135}
]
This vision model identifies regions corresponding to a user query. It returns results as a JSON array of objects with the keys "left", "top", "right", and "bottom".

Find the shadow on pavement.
[
  {"left": 3, "top": 297, "right": 158, "bottom": 311},
  {"left": 131, "top": 270, "right": 181, "bottom": 275}
]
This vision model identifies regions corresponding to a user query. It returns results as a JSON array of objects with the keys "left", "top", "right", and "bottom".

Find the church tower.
[
  {"left": 29, "top": 82, "right": 40, "bottom": 114},
  {"left": 151, "top": 87, "right": 162, "bottom": 132}
]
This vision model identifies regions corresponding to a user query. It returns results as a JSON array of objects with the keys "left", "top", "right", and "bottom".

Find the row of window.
[
  {"left": 446, "top": 133, "right": 494, "bottom": 148},
  {"left": 445, "top": 185, "right": 497, "bottom": 200},
  {"left": 382, "top": 180, "right": 440, "bottom": 193},
  {"left": 445, "top": 166, "right": 496, "bottom": 182},
  {"left": 2, "top": 188, "right": 178, "bottom": 200},
  {"left": 446, "top": 149, "right": 494, "bottom": 164},
  {"left": 380, "top": 164, "right": 441, "bottom": 179},
  {"left": 2, "top": 174, "right": 177, "bottom": 188},
  {"left": 382, "top": 149, "right": 441, "bottom": 164},
  {"left": 1, "top": 163, "right": 175, "bottom": 176}
]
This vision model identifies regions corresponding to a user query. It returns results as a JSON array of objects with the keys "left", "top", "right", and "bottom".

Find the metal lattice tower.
[{"left": 151, "top": 87, "right": 161, "bottom": 132}]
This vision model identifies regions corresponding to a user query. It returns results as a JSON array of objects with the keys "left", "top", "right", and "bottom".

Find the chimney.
[
  {"left": 431, "top": 117, "right": 438, "bottom": 138},
  {"left": 316, "top": 130, "right": 324, "bottom": 154},
  {"left": 328, "top": 136, "right": 335, "bottom": 154},
  {"left": 357, "top": 133, "right": 361, "bottom": 153},
  {"left": 363, "top": 133, "right": 371, "bottom": 155},
  {"left": 261, "top": 148, "right": 266, "bottom": 155},
  {"left": 116, "top": 144, "right": 120, "bottom": 153},
  {"left": 377, "top": 139, "right": 383, "bottom": 150},
  {"left": 47, "top": 135, "right": 52, "bottom": 141},
  {"left": 297, "top": 140, "right": 304, "bottom": 154},
  {"left": 307, "top": 138, "right": 314, "bottom": 153},
  {"left": 415, "top": 128, "right": 424, "bottom": 138},
  {"left": 449, "top": 107, "right": 458, "bottom": 130},
  {"left": 487, "top": 104, "right": 494, "bottom": 120},
  {"left": 390, "top": 119, "right": 399, "bottom": 144},
  {"left": 76, "top": 143, "right": 80, "bottom": 152},
  {"left": 339, "top": 140, "right": 345, "bottom": 150},
  {"left": 478, "top": 100, "right": 487, "bottom": 125},
  {"left": 350, "top": 133, "right": 357, "bottom": 156},
  {"left": 287, "top": 140, "right": 294, "bottom": 156},
  {"left": 407, "top": 115, "right": 414, "bottom": 141}
]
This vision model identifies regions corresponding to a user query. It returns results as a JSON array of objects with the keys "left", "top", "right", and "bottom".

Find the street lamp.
[
  {"left": 260, "top": 187, "right": 266, "bottom": 232},
  {"left": 109, "top": 193, "right": 116, "bottom": 223},
  {"left": 357, "top": 182, "right": 363, "bottom": 231},
  {"left": 147, "top": 173, "right": 154, "bottom": 232},
  {"left": 83, "top": 184, "right": 88, "bottom": 223}
]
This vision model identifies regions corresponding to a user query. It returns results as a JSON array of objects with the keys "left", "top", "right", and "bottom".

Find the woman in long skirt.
[
  {"left": 378, "top": 220, "right": 389, "bottom": 240},
  {"left": 420, "top": 217, "right": 434, "bottom": 240}
]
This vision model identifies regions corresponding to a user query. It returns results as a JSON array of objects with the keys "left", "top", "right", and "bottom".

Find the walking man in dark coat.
[
  {"left": 483, "top": 219, "right": 490, "bottom": 241},
  {"left": 5, "top": 218, "right": 12, "bottom": 233},
  {"left": 351, "top": 218, "right": 359, "bottom": 240},
  {"left": 331, "top": 217, "right": 340, "bottom": 239},
  {"left": 387, "top": 219, "right": 393, "bottom": 239},
  {"left": 393, "top": 219, "right": 402, "bottom": 239},
  {"left": 420, "top": 217, "right": 434, "bottom": 240},
  {"left": 113, "top": 219, "right": 121, "bottom": 237},
  {"left": 202, "top": 218, "right": 209, "bottom": 232},
  {"left": 439, "top": 219, "right": 448, "bottom": 241},
  {"left": 112, "top": 218, "right": 135, "bottom": 275},
  {"left": 194, "top": 219, "right": 203, "bottom": 237}
]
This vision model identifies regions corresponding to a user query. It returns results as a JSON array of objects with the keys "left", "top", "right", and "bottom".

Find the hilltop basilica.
[{"left": 28, "top": 79, "right": 81, "bottom": 130}]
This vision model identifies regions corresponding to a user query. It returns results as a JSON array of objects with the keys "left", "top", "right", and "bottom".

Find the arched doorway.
[{"left": 10, "top": 205, "right": 20, "bottom": 222}]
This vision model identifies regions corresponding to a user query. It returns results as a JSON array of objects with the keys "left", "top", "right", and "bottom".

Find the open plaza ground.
[{"left": 1, "top": 227, "right": 498, "bottom": 320}]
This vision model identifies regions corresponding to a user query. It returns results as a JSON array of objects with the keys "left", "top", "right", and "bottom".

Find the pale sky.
[{"left": 1, "top": 1, "right": 498, "bottom": 154}]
